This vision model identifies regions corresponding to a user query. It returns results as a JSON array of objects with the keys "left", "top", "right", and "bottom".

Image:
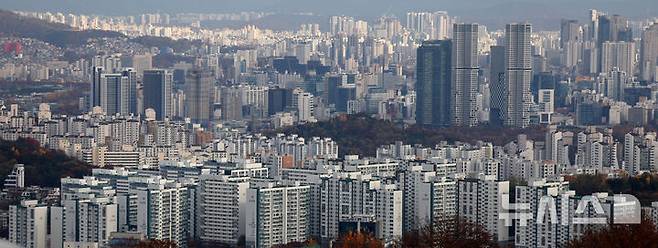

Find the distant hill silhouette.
[
  {"left": 0, "top": 9, "right": 124, "bottom": 47},
  {"left": 0, "top": 9, "right": 202, "bottom": 53}
]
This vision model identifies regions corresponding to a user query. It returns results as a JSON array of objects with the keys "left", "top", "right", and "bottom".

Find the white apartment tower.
[
  {"left": 245, "top": 182, "right": 311, "bottom": 248},
  {"left": 457, "top": 174, "right": 510, "bottom": 242},
  {"left": 400, "top": 165, "right": 457, "bottom": 232},
  {"left": 514, "top": 178, "right": 571, "bottom": 248},
  {"left": 9, "top": 200, "right": 48, "bottom": 248},
  {"left": 134, "top": 179, "right": 189, "bottom": 247},
  {"left": 319, "top": 173, "right": 403, "bottom": 243},
  {"left": 196, "top": 174, "right": 250, "bottom": 245}
]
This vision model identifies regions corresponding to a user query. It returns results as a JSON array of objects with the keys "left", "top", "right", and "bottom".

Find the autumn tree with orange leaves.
[{"left": 333, "top": 231, "right": 383, "bottom": 248}]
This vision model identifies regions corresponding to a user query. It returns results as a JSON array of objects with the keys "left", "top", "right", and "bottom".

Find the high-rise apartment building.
[
  {"left": 605, "top": 68, "right": 628, "bottom": 101},
  {"left": 9, "top": 200, "right": 48, "bottom": 248},
  {"left": 514, "top": 179, "right": 572, "bottom": 248},
  {"left": 134, "top": 179, "right": 189, "bottom": 247},
  {"left": 560, "top": 19, "right": 581, "bottom": 48},
  {"left": 640, "top": 23, "right": 658, "bottom": 82},
  {"left": 452, "top": 23, "right": 480, "bottom": 126},
  {"left": 457, "top": 175, "right": 510, "bottom": 242},
  {"left": 600, "top": 41, "right": 635, "bottom": 75},
  {"left": 245, "top": 182, "right": 311, "bottom": 248},
  {"left": 196, "top": 174, "right": 249, "bottom": 245},
  {"left": 319, "top": 173, "right": 402, "bottom": 243},
  {"left": 406, "top": 11, "right": 453, "bottom": 39},
  {"left": 504, "top": 23, "right": 533, "bottom": 128}
]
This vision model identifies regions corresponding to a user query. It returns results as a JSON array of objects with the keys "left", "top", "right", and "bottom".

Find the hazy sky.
[{"left": 1, "top": 0, "right": 657, "bottom": 29}]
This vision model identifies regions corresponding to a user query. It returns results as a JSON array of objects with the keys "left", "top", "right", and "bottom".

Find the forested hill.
[
  {"left": 0, "top": 9, "right": 123, "bottom": 47},
  {"left": 0, "top": 138, "right": 91, "bottom": 188},
  {"left": 273, "top": 115, "right": 546, "bottom": 157}
]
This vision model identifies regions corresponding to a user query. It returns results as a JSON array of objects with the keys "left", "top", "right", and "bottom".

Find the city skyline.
[{"left": 2, "top": 0, "right": 658, "bottom": 30}]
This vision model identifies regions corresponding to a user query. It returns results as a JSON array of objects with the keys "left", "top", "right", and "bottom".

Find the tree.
[
  {"left": 333, "top": 231, "right": 383, "bottom": 248},
  {"left": 0, "top": 138, "right": 92, "bottom": 189},
  {"left": 393, "top": 216, "right": 498, "bottom": 248},
  {"left": 567, "top": 219, "right": 658, "bottom": 248},
  {"left": 274, "top": 239, "right": 319, "bottom": 248},
  {"left": 135, "top": 239, "right": 178, "bottom": 248}
]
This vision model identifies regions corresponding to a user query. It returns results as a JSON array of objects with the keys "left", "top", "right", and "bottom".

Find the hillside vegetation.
[
  {"left": 0, "top": 10, "right": 124, "bottom": 47},
  {"left": 0, "top": 138, "right": 91, "bottom": 188},
  {"left": 273, "top": 115, "right": 546, "bottom": 157}
]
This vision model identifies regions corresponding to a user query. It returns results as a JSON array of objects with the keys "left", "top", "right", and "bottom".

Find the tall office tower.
[
  {"left": 142, "top": 69, "right": 172, "bottom": 120},
  {"left": 123, "top": 68, "right": 138, "bottom": 114},
  {"left": 504, "top": 23, "right": 533, "bottom": 128},
  {"left": 489, "top": 46, "right": 506, "bottom": 126},
  {"left": 326, "top": 74, "right": 345, "bottom": 105},
  {"left": 99, "top": 68, "right": 137, "bottom": 115},
  {"left": 268, "top": 87, "right": 293, "bottom": 115},
  {"left": 245, "top": 182, "right": 311, "bottom": 248},
  {"left": 601, "top": 41, "right": 636, "bottom": 74},
  {"left": 640, "top": 24, "right": 658, "bottom": 82},
  {"left": 560, "top": 19, "right": 581, "bottom": 48},
  {"left": 416, "top": 40, "right": 452, "bottom": 127},
  {"left": 457, "top": 175, "right": 510, "bottom": 242},
  {"left": 9, "top": 200, "right": 48, "bottom": 248},
  {"left": 452, "top": 23, "right": 480, "bottom": 126},
  {"left": 134, "top": 179, "right": 189, "bottom": 247},
  {"left": 606, "top": 68, "right": 628, "bottom": 102},
  {"left": 197, "top": 174, "right": 249, "bottom": 245},
  {"left": 184, "top": 69, "right": 212, "bottom": 126},
  {"left": 91, "top": 66, "right": 104, "bottom": 109}
]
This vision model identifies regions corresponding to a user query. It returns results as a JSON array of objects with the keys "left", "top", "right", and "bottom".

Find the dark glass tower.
[
  {"left": 489, "top": 45, "right": 506, "bottom": 126},
  {"left": 416, "top": 40, "right": 452, "bottom": 127},
  {"left": 143, "top": 69, "right": 173, "bottom": 120}
]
